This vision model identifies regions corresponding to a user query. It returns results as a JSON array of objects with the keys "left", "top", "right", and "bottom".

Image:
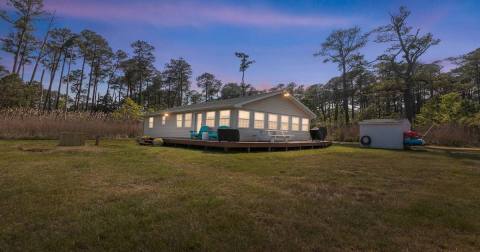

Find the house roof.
[{"left": 147, "top": 90, "right": 317, "bottom": 118}]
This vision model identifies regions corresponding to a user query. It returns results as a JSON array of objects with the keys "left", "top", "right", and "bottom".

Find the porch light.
[
  {"left": 164, "top": 113, "right": 169, "bottom": 117},
  {"left": 283, "top": 92, "right": 290, "bottom": 97}
]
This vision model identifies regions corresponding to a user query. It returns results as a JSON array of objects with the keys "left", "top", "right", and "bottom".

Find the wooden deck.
[{"left": 162, "top": 138, "right": 332, "bottom": 152}]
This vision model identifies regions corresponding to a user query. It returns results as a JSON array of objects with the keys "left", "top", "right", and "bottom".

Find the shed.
[{"left": 359, "top": 119, "right": 411, "bottom": 149}]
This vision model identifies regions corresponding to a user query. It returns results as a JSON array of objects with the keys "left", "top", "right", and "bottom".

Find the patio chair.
[{"left": 190, "top": 126, "right": 218, "bottom": 140}]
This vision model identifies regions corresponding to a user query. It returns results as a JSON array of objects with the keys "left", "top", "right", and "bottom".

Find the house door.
[{"left": 196, "top": 113, "right": 203, "bottom": 132}]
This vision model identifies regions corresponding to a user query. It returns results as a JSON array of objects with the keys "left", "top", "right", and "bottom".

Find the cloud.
[{"left": 44, "top": 0, "right": 351, "bottom": 28}]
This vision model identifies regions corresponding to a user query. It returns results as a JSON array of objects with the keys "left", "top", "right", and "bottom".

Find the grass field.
[{"left": 1, "top": 140, "right": 479, "bottom": 251}]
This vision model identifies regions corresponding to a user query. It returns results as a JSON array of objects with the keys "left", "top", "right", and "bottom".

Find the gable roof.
[{"left": 148, "top": 90, "right": 316, "bottom": 118}]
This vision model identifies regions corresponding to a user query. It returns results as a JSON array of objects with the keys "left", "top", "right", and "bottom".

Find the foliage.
[
  {"left": 0, "top": 74, "right": 39, "bottom": 107},
  {"left": 416, "top": 92, "right": 480, "bottom": 126},
  {"left": 221, "top": 82, "right": 242, "bottom": 99},
  {"left": 235, "top": 52, "right": 255, "bottom": 96},
  {"left": 374, "top": 6, "right": 440, "bottom": 122},
  {"left": 112, "top": 97, "right": 143, "bottom": 121},
  {"left": 196, "top": 72, "right": 222, "bottom": 101}
]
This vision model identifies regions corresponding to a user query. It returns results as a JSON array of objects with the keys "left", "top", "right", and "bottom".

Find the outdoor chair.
[{"left": 190, "top": 126, "right": 218, "bottom": 140}]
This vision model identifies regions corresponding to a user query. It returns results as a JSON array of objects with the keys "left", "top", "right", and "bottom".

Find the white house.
[{"left": 143, "top": 91, "right": 317, "bottom": 141}]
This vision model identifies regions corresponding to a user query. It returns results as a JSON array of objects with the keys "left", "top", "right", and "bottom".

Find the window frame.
[
  {"left": 301, "top": 118, "right": 309, "bottom": 132},
  {"left": 206, "top": 111, "right": 216, "bottom": 127},
  {"left": 176, "top": 114, "right": 183, "bottom": 128},
  {"left": 184, "top": 113, "right": 192, "bottom": 128},
  {"left": 148, "top": 117, "right": 154, "bottom": 129},
  {"left": 291, "top": 116, "right": 300, "bottom": 131},
  {"left": 219, "top": 110, "right": 231, "bottom": 127},
  {"left": 280, "top": 115, "right": 289, "bottom": 131},
  {"left": 238, "top": 110, "right": 250, "bottom": 128},
  {"left": 268, "top": 114, "right": 278, "bottom": 130},
  {"left": 254, "top": 112, "right": 265, "bottom": 129},
  {"left": 196, "top": 113, "right": 203, "bottom": 132}
]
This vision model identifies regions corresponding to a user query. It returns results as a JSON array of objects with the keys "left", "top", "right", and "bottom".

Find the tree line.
[
  {"left": 0, "top": 0, "right": 259, "bottom": 113},
  {"left": 0, "top": 1, "right": 479, "bottom": 127}
]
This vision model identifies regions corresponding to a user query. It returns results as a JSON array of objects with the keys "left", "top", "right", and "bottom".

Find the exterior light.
[
  {"left": 283, "top": 92, "right": 290, "bottom": 97},
  {"left": 164, "top": 113, "right": 169, "bottom": 117}
]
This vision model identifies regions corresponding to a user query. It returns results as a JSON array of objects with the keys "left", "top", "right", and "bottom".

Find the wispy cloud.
[{"left": 44, "top": 0, "right": 351, "bottom": 28}]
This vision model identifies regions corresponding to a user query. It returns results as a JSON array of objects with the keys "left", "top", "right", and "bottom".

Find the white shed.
[{"left": 359, "top": 119, "right": 411, "bottom": 150}]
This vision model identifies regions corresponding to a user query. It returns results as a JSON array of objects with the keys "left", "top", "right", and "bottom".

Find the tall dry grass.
[
  {"left": 326, "top": 125, "right": 359, "bottom": 142},
  {"left": 416, "top": 124, "right": 480, "bottom": 147},
  {"left": 0, "top": 108, "right": 142, "bottom": 139}
]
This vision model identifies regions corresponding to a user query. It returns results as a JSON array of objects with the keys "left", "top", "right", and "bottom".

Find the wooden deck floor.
[{"left": 162, "top": 138, "right": 331, "bottom": 152}]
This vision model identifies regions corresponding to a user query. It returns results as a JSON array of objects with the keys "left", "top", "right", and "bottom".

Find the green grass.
[{"left": 1, "top": 140, "right": 479, "bottom": 251}]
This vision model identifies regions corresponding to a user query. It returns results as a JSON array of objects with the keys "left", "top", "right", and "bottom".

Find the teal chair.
[{"left": 190, "top": 126, "right": 218, "bottom": 140}]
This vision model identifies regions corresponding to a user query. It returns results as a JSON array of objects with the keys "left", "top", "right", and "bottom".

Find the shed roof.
[
  {"left": 147, "top": 91, "right": 316, "bottom": 118},
  {"left": 359, "top": 119, "right": 410, "bottom": 125}
]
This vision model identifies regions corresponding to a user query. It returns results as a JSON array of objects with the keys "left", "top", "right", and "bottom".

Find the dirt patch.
[
  {"left": 18, "top": 146, "right": 53, "bottom": 153},
  {"left": 54, "top": 146, "right": 107, "bottom": 153},
  {"left": 17, "top": 145, "right": 106, "bottom": 154}
]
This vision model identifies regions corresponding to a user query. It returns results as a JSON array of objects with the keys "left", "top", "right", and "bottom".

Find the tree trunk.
[
  {"left": 91, "top": 65, "right": 99, "bottom": 111},
  {"left": 75, "top": 57, "right": 87, "bottom": 111},
  {"left": 241, "top": 70, "right": 246, "bottom": 96},
  {"left": 476, "top": 62, "right": 480, "bottom": 104},
  {"left": 43, "top": 50, "right": 62, "bottom": 111},
  {"left": 403, "top": 79, "right": 415, "bottom": 123},
  {"left": 55, "top": 54, "right": 67, "bottom": 109},
  {"left": 29, "top": 16, "right": 54, "bottom": 86},
  {"left": 341, "top": 63, "right": 350, "bottom": 125},
  {"left": 12, "top": 28, "right": 27, "bottom": 73},
  {"left": 64, "top": 54, "right": 72, "bottom": 112},
  {"left": 85, "top": 46, "right": 97, "bottom": 110},
  {"left": 38, "top": 69, "right": 45, "bottom": 108}
]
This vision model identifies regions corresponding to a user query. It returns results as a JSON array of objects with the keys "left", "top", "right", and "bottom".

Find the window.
[
  {"left": 162, "top": 115, "right": 166, "bottom": 125},
  {"left": 184, "top": 113, "right": 192, "bottom": 127},
  {"left": 268, "top": 114, "right": 278, "bottom": 130},
  {"left": 219, "top": 110, "right": 230, "bottom": 127},
  {"left": 196, "top": 113, "right": 202, "bottom": 132},
  {"left": 280, "top": 115, "right": 289, "bottom": 131},
  {"left": 291, "top": 117, "right": 299, "bottom": 131},
  {"left": 254, "top": 112, "right": 265, "bottom": 129},
  {"left": 176, "top": 114, "right": 183, "bottom": 128},
  {"left": 238, "top": 110, "right": 250, "bottom": 128},
  {"left": 302, "top": 118, "right": 309, "bottom": 131},
  {"left": 148, "top": 117, "right": 154, "bottom": 129},
  {"left": 206, "top": 111, "right": 215, "bottom": 127}
]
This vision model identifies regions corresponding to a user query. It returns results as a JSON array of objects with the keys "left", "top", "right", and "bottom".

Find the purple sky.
[{"left": 1, "top": 0, "right": 479, "bottom": 90}]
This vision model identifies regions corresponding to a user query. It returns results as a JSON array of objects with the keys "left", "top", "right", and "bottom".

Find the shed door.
[{"left": 196, "top": 113, "right": 203, "bottom": 132}]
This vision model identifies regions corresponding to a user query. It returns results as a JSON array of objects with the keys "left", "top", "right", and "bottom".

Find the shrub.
[
  {"left": 152, "top": 138, "right": 164, "bottom": 146},
  {"left": 112, "top": 98, "right": 143, "bottom": 121}
]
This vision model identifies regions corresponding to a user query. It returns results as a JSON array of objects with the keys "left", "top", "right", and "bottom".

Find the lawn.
[{"left": 0, "top": 140, "right": 479, "bottom": 251}]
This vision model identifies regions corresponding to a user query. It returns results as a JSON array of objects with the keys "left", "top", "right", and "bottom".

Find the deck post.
[
  {"left": 224, "top": 147, "right": 228, "bottom": 152},
  {"left": 268, "top": 147, "right": 271, "bottom": 152},
  {"left": 247, "top": 147, "right": 250, "bottom": 153}
]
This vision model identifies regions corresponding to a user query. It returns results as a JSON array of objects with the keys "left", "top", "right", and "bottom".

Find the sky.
[{"left": 1, "top": 0, "right": 479, "bottom": 90}]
